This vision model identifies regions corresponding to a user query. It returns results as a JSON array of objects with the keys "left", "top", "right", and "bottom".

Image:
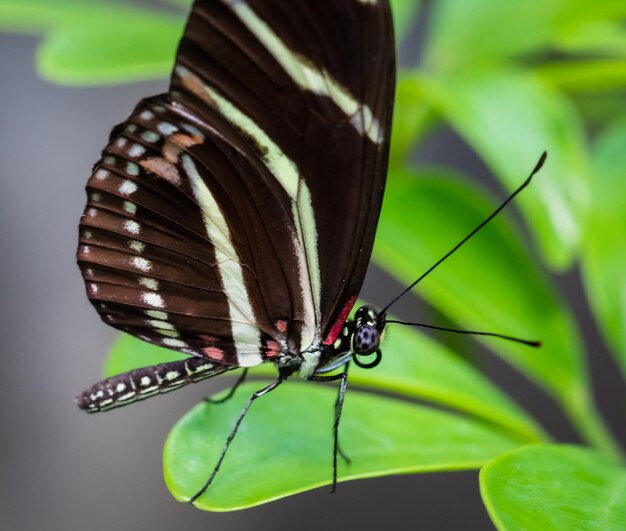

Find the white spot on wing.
[
  {"left": 142, "top": 292, "right": 164, "bottom": 308},
  {"left": 94, "top": 168, "right": 109, "bottom": 180},
  {"left": 147, "top": 319, "right": 175, "bottom": 331},
  {"left": 158, "top": 122, "right": 178, "bottom": 136},
  {"left": 124, "top": 220, "right": 141, "bottom": 235},
  {"left": 128, "top": 144, "right": 146, "bottom": 158},
  {"left": 158, "top": 329, "right": 179, "bottom": 338},
  {"left": 128, "top": 240, "right": 145, "bottom": 253},
  {"left": 126, "top": 162, "right": 140, "bottom": 176},
  {"left": 139, "top": 277, "right": 159, "bottom": 290},
  {"left": 163, "top": 338, "right": 186, "bottom": 348},
  {"left": 142, "top": 131, "right": 160, "bottom": 143},
  {"left": 119, "top": 180, "right": 138, "bottom": 195},
  {"left": 123, "top": 201, "right": 137, "bottom": 215},
  {"left": 145, "top": 310, "right": 168, "bottom": 320},
  {"left": 131, "top": 257, "right": 152, "bottom": 272}
]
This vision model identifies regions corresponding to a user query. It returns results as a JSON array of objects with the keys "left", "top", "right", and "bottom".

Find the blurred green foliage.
[{"left": 3, "top": 0, "right": 624, "bottom": 527}]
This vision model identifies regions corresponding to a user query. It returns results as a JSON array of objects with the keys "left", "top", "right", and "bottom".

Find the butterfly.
[{"left": 76, "top": 0, "right": 544, "bottom": 504}]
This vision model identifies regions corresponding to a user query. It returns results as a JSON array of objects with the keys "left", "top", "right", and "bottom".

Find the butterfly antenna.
[
  {"left": 380, "top": 151, "right": 547, "bottom": 315},
  {"left": 385, "top": 320, "right": 541, "bottom": 348}
]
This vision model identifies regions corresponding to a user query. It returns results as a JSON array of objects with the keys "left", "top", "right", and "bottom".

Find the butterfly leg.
[
  {"left": 311, "top": 366, "right": 350, "bottom": 493},
  {"left": 189, "top": 376, "right": 284, "bottom": 505},
  {"left": 331, "top": 368, "right": 352, "bottom": 466},
  {"left": 204, "top": 368, "right": 249, "bottom": 404}
]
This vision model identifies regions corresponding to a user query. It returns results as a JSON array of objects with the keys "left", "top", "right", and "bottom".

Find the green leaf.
[
  {"left": 374, "top": 169, "right": 626, "bottom": 458},
  {"left": 418, "top": 69, "right": 590, "bottom": 269},
  {"left": 373, "top": 168, "right": 584, "bottom": 401},
  {"left": 480, "top": 444, "right": 626, "bottom": 530},
  {"left": 37, "top": 13, "right": 184, "bottom": 85},
  {"left": 0, "top": 0, "right": 185, "bottom": 85},
  {"left": 425, "top": 0, "right": 626, "bottom": 72},
  {"left": 582, "top": 116, "right": 626, "bottom": 379},
  {"left": 165, "top": 382, "right": 525, "bottom": 510}
]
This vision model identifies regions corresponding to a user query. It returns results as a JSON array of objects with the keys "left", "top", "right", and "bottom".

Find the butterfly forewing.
[{"left": 78, "top": 0, "right": 395, "bottom": 372}]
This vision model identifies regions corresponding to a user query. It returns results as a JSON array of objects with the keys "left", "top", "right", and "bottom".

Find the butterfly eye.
[{"left": 352, "top": 324, "right": 380, "bottom": 356}]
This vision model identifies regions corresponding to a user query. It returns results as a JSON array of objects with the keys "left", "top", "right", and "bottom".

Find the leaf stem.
[{"left": 563, "top": 385, "right": 624, "bottom": 461}]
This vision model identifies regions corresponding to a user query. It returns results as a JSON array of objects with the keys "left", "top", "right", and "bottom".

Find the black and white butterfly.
[{"left": 76, "top": 0, "right": 544, "bottom": 503}]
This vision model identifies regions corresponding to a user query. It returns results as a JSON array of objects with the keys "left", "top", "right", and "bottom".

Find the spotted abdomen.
[{"left": 76, "top": 357, "right": 232, "bottom": 413}]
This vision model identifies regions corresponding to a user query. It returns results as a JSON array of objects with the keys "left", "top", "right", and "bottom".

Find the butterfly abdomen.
[{"left": 76, "top": 357, "right": 231, "bottom": 413}]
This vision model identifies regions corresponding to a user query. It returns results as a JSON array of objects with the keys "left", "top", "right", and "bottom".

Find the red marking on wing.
[
  {"left": 323, "top": 294, "right": 358, "bottom": 345},
  {"left": 203, "top": 346, "right": 224, "bottom": 361}
]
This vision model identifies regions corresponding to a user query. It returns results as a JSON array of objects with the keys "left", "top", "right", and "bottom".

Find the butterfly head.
[{"left": 350, "top": 306, "right": 385, "bottom": 369}]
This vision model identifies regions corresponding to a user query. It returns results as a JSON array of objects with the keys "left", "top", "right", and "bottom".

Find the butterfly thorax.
[{"left": 303, "top": 306, "right": 385, "bottom": 378}]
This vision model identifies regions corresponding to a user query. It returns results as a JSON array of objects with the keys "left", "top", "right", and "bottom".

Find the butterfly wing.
[
  {"left": 172, "top": 0, "right": 396, "bottom": 344},
  {"left": 77, "top": 0, "right": 395, "bottom": 369}
]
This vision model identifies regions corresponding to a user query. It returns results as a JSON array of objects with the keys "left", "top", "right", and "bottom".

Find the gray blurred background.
[{"left": 1, "top": 14, "right": 624, "bottom": 531}]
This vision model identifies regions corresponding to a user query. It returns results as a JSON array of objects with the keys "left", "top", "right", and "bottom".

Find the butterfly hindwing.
[{"left": 78, "top": 99, "right": 305, "bottom": 366}]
